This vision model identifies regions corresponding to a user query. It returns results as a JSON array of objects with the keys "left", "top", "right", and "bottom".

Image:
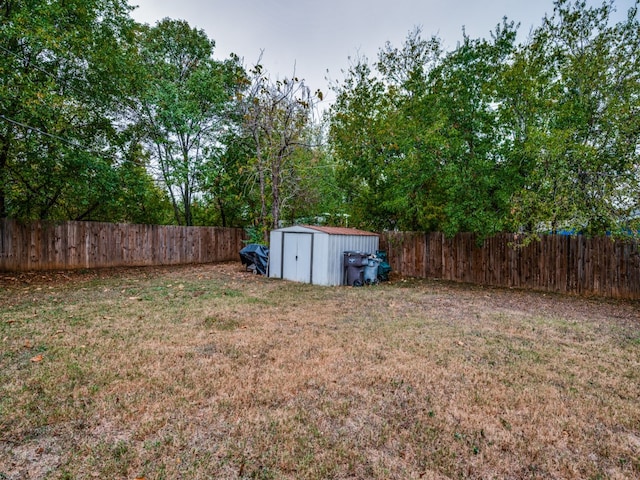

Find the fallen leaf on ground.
[{"left": 31, "top": 354, "right": 43, "bottom": 363}]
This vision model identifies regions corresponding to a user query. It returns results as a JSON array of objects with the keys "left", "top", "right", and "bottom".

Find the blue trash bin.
[{"left": 363, "top": 256, "right": 382, "bottom": 285}]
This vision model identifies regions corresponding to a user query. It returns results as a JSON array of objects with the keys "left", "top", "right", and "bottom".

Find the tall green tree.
[
  {"left": 0, "top": 0, "right": 155, "bottom": 222},
  {"left": 374, "top": 29, "right": 448, "bottom": 231},
  {"left": 330, "top": 25, "right": 519, "bottom": 235},
  {"left": 192, "top": 129, "right": 254, "bottom": 227},
  {"left": 429, "top": 20, "right": 519, "bottom": 236},
  {"left": 329, "top": 57, "right": 397, "bottom": 230},
  {"left": 137, "top": 19, "right": 245, "bottom": 226},
  {"left": 508, "top": 0, "right": 640, "bottom": 236}
]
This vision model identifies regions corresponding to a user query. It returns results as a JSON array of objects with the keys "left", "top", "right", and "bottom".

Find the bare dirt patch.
[{"left": 1, "top": 262, "right": 638, "bottom": 479}]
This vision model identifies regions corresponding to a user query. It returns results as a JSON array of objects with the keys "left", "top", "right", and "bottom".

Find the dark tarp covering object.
[{"left": 239, "top": 244, "right": 269, "bottom": 275}]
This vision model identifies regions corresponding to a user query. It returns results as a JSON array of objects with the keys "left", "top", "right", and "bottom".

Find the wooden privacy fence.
[
  {"left": 3, "top": 220, "right": 639, "bottom": 299},
  {"left": 380, "top": 232, "right": 640, "bottom": 300},
  {"left": 0, "top": 219, "right": 246, "bottom": 271}
]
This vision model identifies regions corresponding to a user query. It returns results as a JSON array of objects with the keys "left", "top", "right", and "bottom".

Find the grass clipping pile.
[{"left": 1, "top": 263, "right": 639, "bottom": 479}]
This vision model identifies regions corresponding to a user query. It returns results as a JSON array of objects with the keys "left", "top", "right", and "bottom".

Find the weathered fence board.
[
  {"left": 0, "top": 219, "right": 246, "bottom": 272},
  {"left": 380, "top": 232, "right": 640, "bottom": 300}
]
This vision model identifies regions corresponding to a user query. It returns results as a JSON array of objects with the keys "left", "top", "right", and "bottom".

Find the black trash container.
[{"left": 343, "top": 251, "right": 368, "bottom": 286}]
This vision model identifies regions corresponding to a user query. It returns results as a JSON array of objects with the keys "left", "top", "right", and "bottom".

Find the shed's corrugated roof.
[{"left": 301, "top": 225, "right": 378, "bottom": 236}]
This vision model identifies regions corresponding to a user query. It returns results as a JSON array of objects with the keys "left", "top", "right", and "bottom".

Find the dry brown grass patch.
[{"left": 1, "top": 263, "right": 639, "bottom": 479}]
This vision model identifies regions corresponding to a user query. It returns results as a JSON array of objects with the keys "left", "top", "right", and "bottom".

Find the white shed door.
[{"left": 282, "top": 233, "right": 312, "bottom": 283}]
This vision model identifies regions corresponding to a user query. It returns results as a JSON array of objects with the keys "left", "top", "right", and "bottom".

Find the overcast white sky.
[{"left": 130, "top": 0, "right": 632, "bottom": 105}]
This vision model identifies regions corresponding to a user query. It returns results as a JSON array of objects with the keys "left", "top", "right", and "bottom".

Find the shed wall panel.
[
  {"left": 268, "top": 231, "right": 284, "bottom": 278},
  {"left": 311, "top": 234, "right": 330, "bottom": 285},
  {"left": 326, "top": 234, "right": 379, "bottom": 286}
]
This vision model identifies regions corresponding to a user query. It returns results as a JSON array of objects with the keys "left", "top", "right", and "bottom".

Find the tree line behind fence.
[
  {"left": 1, "top": 220, "right": 639, "bottom": 299},
  {"left": 0, "top": 219, "right": 246, "bottom": 271},
  {"left": 379, "top": 232, "right": 640, "bottom": 300}
]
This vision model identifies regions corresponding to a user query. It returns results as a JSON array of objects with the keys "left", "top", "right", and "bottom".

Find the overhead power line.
[
  {"left": 0, "top": 43, "right": 138, "bottom": 114},
  {"left": 0, "top": 114, "right": 161, "bottom": 176},
  {"left": 0, "top": 44, "right": 65, "bottom": 84},
  {"left": 0, "top": 114, "right": 115, "bottom": 160},
  {"left": 0, "top": 114, "right": 81, "bottom": 146}
]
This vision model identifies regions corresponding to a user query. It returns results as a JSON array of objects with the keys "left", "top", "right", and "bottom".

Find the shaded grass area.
[{"left": 1, "top": 263, "right": 639, "bottom": 479}]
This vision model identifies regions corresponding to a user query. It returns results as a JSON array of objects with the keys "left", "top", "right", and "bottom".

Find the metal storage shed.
[{"left": 268, "top": 225, "right": 379, "bottom": 286}]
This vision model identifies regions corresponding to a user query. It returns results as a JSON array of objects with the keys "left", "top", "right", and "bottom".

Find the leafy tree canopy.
[
  {"left": 329, "top": 0, "right": 639, "bottom": 238},
  {"left": 136, "top": 18, "right": 246, "bottom": 226},
  {"left": 0, "top": 0, "right": 169, "bottom": 223}
]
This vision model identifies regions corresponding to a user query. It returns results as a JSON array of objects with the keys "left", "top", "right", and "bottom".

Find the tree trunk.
[
  {"left": 271, "top": 159, "right": 280, "bottom": 230},
  {"left": 255, "top": 139, "right": 268, "bottom": 233},
  {"left": 183, "top": 182, "right": 192, "bottom": 226},
  {"left": 217, "top": 196, "right": 227, "bottom": 227},
  {"left": 0, "top": 130, "right": 10, "bottom": 219}
]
